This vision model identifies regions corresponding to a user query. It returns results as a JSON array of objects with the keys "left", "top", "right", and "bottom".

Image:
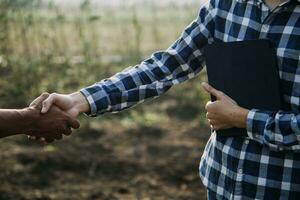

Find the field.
[{"left": 0, "top": 1, "right": 211, "bottom": 199}]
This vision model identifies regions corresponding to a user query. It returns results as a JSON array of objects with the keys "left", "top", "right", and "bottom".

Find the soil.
[{"left": 0, "top": 119, "right": 211, "bottom": 200}]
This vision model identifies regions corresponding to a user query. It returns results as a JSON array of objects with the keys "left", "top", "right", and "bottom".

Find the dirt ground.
[{"left": 0, "top": 115, "right": 211, "bottom": 200}]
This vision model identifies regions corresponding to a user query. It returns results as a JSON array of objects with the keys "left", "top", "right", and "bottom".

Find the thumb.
[
  {"left": 201, "top": 82, "right": 223, "bottom": 100},
  {"left": 41, "top": 93, "right": 56, "bottom": 113},
  {"left": 29, "top": 92, "right": 49, "bottom": 109}
]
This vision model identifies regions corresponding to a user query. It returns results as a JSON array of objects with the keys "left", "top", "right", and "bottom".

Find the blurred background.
[{"left": 0, "top": 0, "right": 211, "bottom": 199}]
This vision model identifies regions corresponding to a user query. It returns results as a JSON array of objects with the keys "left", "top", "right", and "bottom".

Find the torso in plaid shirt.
[{"left": 81, "top": 0, "right": 300, "bottom": 199}]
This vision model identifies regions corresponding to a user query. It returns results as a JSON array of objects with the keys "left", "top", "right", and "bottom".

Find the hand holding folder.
[{"left": 203, "top": 39, "right": 282, "bottom": 137}]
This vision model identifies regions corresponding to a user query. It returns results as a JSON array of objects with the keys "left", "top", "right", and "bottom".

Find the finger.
[
  {"left": 28, "top": 135, "right": 36, "bottom": 140},
  {"left": 29, "top": 92, "right": 50, "bottom": 108},
  {"left": 68, "top": 118, "right": 80, "bottom": 129},
  {"left": 36, "top": 137, "right": 43, "bottom": 143},
  {"left": 29, "top": 133, "right": 44, "bottom": 138},
  {"left": 205, "top": 101, "right": 213, "bottom": 110},
  {"left": 213, "top": 123, "right": 231, "bottom": 131},
  {"left": 218, "top": 92, "right": 236, "bottom": 104},
  {"left": 28, "top": 135, "right": 44, "bottom": 142},
  {"left": 206, "top": 112, "right": 216, "bottom": 119},
  {"left": 210, "top": 123, "right": 220, "bottom": 131},
  {"left": 36, "top": 137, "right": 47, "bottom": 145},
  {"left": 208, "top": 119, "right": 217, "bottom": 125},
  {"left": 45, "top": 137, "right": 54, "bottom": 144},
  {"left": 208, "top": 119, "right": 212, "bottom": 126},
  {"left": 213, "top": 125, "right": 219, "bottom": 131},
  {"left": 54, "top": 134, "right": 63, "bottom": 140},
  {"left": 41, "top": 93, "right": 57, "bottom": 113},
  {"left": 213, "top": 125, "right": 224, "bottom": 131},
  {"left": 205, "top": 101, "right": 219, "bottom": 112},
  {"left": 201, "top": 82, "right": 224, "bottom": 100},
  {"left": 63, "top": 127, "right": 72, "bottom": 136}
]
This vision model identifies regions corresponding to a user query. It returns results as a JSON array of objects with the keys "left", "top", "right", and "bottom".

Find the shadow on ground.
[{"left": 0, "top": 118, "right": 211, "bottom": 200}]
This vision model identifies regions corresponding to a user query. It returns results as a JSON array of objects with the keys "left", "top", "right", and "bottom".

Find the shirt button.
[
  {"left": 238, "top": 169, "right": 243, "bottom": 174},
  {"left": 261, "top": 25, "right": 268, "bottom": 32}
]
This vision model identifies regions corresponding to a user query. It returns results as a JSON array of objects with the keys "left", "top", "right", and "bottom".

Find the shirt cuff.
[
  {"left": 246, "top": 109, "right": 255, "bottom": 139},
  {"left": 246, "top": 109, "right": 266, "bottom": 141},
  {"left": 80, "top": 84, "right": 111, "bottom": 117},
  {"left": 247, "top": 109, "right": 264, "bottom": 140}
]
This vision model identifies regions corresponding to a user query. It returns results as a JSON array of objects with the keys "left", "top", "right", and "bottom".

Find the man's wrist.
[
  {"left": 19, "top": 107, "right": 40, "bottom": 134},
  {"left": 0, "top": 108, "right": 39, "bottom": 136},
  {"left": 70, "top": 92, "right": 90, "bottom": 114},
  {"left": 232, "top": 107, "right": 249, "bottom": 128}
]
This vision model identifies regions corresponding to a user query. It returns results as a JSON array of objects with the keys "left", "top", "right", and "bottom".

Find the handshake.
[{"left": 23, "top": 91, "right": 90, "bottom": 144}]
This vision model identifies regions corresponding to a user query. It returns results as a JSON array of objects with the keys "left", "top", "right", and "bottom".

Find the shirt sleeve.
[
  {"left": 246, "top": 109, "right": 300, "bottom": 152},
  {"left": 80, "top": 0, "right": 216, "bottom": 117}
]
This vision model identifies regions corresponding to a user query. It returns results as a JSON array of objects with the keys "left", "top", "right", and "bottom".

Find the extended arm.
[
  {"left": 0, "top": 93, "right": 80, "bottom": 143},
  {"left": 80, "top": 1, "right": 215, "bottom": 116},
  {"left": 0, "top": 108, "right": 34, "bottom": 138},
  {"left": 41, "top": 0, "right": 217, "bottom": 116}
]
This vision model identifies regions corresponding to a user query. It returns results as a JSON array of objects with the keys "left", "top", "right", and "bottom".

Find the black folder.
[{"left": 204, "top": 39, "right": 282, "bottom": 137}]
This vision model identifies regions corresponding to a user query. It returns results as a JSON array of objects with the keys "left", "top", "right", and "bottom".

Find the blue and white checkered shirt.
[{"left": 81, "top": 0, "right": 300, "bottom": 199}]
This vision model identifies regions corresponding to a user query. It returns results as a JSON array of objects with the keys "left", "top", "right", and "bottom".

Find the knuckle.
[
  {"left": 62, "top": 128, "right": 69, "bottom": 134},
  {"left": 67, "top": 130, "right": 73, "bottom": 135},
  {"left": 61, "top": 126, "right": 67, "bottom": 131},
  {"left": 205, "top": 102, "right": 211, "bottom": 110},
  {"left": 60, "top": 125, "right": 67, "bottom": 132},
  {"left": 206, "top": 112, "right": 214, "bottom": 119},
  {"left": 50, "top": 93, "right": 57, "bottom": 99},
  {"left": 56, "top": 134, "right": 63, "bottom": 140},
  {"left": 206, "top": 104, "right": 214, "bottom": 111},
  {"left": 42, "top": 92, "right": 49, "bottom": 96}
]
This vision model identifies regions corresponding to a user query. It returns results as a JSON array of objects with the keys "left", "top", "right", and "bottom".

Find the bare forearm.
[{"left": 0, "top": 108, "right": 32, "bottom": 138}]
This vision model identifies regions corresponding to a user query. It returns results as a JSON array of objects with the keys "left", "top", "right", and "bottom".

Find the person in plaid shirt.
[{"left": 38, "top": 0, "right": 300, "bottom": 199}]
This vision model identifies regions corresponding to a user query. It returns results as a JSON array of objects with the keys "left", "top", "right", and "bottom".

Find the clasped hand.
[
  {"left": 201, "top": 82, "right": 249, "bottom": 131},
  {"left": 28, "top": 92, "right": 89, "bottom": 144}
]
